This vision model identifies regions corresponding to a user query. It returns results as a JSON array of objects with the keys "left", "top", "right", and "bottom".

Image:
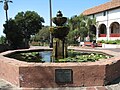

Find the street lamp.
[
  {"left": 0, "top": 0, "right": 13, "bottom": 22},
  {"left": 49, "top": 0, "right": 53, "bottom": 48}
]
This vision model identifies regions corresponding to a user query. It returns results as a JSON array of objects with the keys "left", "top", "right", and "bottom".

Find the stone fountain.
[
  {"left": 50, "top": 11, "right": 69, "bottom": 61},
  {"left": 1, "top": 11, "right": 120, "bottom": 89}
]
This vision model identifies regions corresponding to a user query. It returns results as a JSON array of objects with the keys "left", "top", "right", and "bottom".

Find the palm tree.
[
  {"left": 68, "top": 14, "right": 96, "bottom": 42},
  {"left": 68, "top": 15, "right": 80, "bottom": 31}
]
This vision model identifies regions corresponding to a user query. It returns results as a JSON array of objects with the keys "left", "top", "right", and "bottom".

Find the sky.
[{"left": 0, "top": 0, "right": 110, "bottom": 36}]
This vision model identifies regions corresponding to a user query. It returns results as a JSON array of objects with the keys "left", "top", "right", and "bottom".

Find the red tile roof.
[{"left": 83, "top": 0, "right": 120, "bottom": 15}]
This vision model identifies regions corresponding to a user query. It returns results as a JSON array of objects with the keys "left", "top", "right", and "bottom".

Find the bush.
[
  {"left": 97, "top": 40, "right": 105, "bottom": 43},
  {"left": 97, "top": 40, "right": 120, "bottom": 44}
]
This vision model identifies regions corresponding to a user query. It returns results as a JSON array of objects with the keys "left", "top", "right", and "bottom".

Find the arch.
[
  {"left": 98, "top": 24, "right": 107, "bottom": 37},
  {"left": 110, "top": 22, "right": 120, "bottom": 33},
  {"left": 109, "top": 22, "right": 120, "bottom": 37}
]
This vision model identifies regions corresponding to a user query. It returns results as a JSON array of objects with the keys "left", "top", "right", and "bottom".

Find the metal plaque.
[{"left": 55, "top": 69, "right": 73, "bottom": 84}]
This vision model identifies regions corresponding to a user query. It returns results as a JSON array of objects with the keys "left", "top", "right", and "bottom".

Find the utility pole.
[{"left": 49, "top": 0, "right": 53, "bottom": 48}]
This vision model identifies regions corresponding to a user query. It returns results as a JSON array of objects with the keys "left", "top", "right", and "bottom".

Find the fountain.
[
  {"left": 1, "top": 11, "right": 120, "bottom": 89},
  {"left": 50, "top": 11, "right": 69, "bottom": 61}
]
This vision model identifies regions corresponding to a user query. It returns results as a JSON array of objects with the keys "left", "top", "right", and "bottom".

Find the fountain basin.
[
  {"left": 50, "top": 26, "right": 69, "bottom": 39},
  {"left": 0, "top": 47, "right": 120, "bottom": 89},
  {"left": 52, "top": 17, "right": 67, "bottom": 26}
]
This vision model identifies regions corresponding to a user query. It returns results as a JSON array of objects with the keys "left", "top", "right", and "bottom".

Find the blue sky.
[{"left": 0, "top": 0, "right": 109, "bottom": 36}]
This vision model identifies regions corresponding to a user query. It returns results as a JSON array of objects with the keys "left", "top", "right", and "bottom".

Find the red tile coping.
[{"left": 0, "top": 48, "right": 120, "bottom": 89}]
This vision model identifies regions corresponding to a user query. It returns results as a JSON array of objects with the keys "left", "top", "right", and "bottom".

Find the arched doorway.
[
  {"left": 98, "top": 24, "right": 107, "bottom": 37},
  {"left": 110, "top": 22, "right": 120, "bottom": 37}
]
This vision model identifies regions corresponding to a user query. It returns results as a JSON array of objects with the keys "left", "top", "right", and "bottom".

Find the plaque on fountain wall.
[{"left": 55, "top": 69, "right": 73, "bottom": 84}]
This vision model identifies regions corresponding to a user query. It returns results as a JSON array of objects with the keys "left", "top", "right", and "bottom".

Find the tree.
[
  {"left": 15, "top": 11, "right": 44, "bottom": 35},
  {"left": 68, "top": 15, "right": 79, "bottom": 30},
  {"left": 3, "top": 11, "right": 44, "bottom": 49},
  {"left": 15, "top": 11, "right": 44, "bottom": 48},
  {"left": 36, "top": 26, "right": 50, "bottom": 42},
  {"left": 68, "top": 14, "right": 96, "bottom": 45},
  {"left": 31, "top": 26, "right": 50, "bottom": 46},
  {"left": 3, "top": 18, "right": 25, "bottom": 49},
  {"left": 86, "top": 17, "right": 96, "bottom": 37},
  {"left": 0, "top": 35, "right": 6, "bottom": 44}
]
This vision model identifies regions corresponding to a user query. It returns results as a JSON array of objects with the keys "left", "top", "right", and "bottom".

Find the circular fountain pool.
[
  {"left": 4, "top": 50, "right": 112, "bottom": 63},
  {"left": 0, "top": 47, "right": 120, "bottom": 89}
]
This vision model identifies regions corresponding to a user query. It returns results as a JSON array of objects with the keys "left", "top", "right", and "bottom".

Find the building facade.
[{"left": 83, "top": 0, "right": 120, "bottom": 41}]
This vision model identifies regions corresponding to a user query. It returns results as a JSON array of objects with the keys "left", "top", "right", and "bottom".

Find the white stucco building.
[{"left": 83, "top": 0, "right": 120, "bottom": 41}]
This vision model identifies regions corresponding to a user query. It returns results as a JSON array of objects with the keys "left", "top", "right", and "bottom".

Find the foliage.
[
  {"left": 6, "top": 50, "right": 111, "bottom": 63},
  {"left": 15, "top": 11, "right": 44, "bottom": 36},
  {"left": 30, "top": 14, "right": 96, "bottom": 46},
  {"left": 3, "top": 19, "right": 25, "bottom": 49},
  {"left": 3, "top": 11, "right": 44, "bottom": 49},
  {"left": 97, "top": 40, "right": 120, "bottom": 44},
  {"left": 115, "top": 40, "right": 120, "bottom": 44},
  {"left": 30, "top": 26, "right": 50, "bottom": 46},
  {"left": 67, "top": 14, "right": 96, "bottom": 45},
  {"left": 0, "top": 35, "right": 6, "bottom": 44},
  {"left": 97, "top": 40, "right": 105, "bottom": 43},
  {"left": 67, "top": 29, "right": 78, "bottom": 45},
  {"left": 57, "top": 51, "right": 111, "bottom": 62},
  {"left": 8, "top": 52, "right": 45, "bottom": 62}
]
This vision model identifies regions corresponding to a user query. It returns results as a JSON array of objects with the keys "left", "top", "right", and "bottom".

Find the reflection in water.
[{"left": 39, "top": 51, "right": 52, "bottom": 62}]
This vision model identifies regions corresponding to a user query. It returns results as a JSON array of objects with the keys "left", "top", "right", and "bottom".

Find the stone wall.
[
  {"left": 0, "top": 57, "right": 20, "bottom": 87},
  {"left": 18, "top": 65, "right": 106, "bottom": 88}
]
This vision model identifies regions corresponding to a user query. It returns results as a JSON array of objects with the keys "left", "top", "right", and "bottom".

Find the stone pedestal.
[{"left": 52, "top": 38, "right": 67, "bottom": 61}]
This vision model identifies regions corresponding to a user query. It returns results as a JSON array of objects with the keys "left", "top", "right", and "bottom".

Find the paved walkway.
[
  {"left": 1, "top": 78, "right": 120, "bottom": 90},
  {"left": 0, "top": 79, "right": 19, "bottom": 90},
  {"left": 1, "top": 46, "right": 120, "bottom": 90}
]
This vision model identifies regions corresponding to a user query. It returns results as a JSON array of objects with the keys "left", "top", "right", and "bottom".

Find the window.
[
  {"left": 93, "top": 14, "right": 95, "bottom": 18},
  {"left": 103, "top": 11, "right": 106, "bottom": 16}
]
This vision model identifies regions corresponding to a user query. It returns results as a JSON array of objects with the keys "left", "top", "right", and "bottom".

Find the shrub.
[{"left": 97, "top": 40, "right": 120, "bottom": 44}]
